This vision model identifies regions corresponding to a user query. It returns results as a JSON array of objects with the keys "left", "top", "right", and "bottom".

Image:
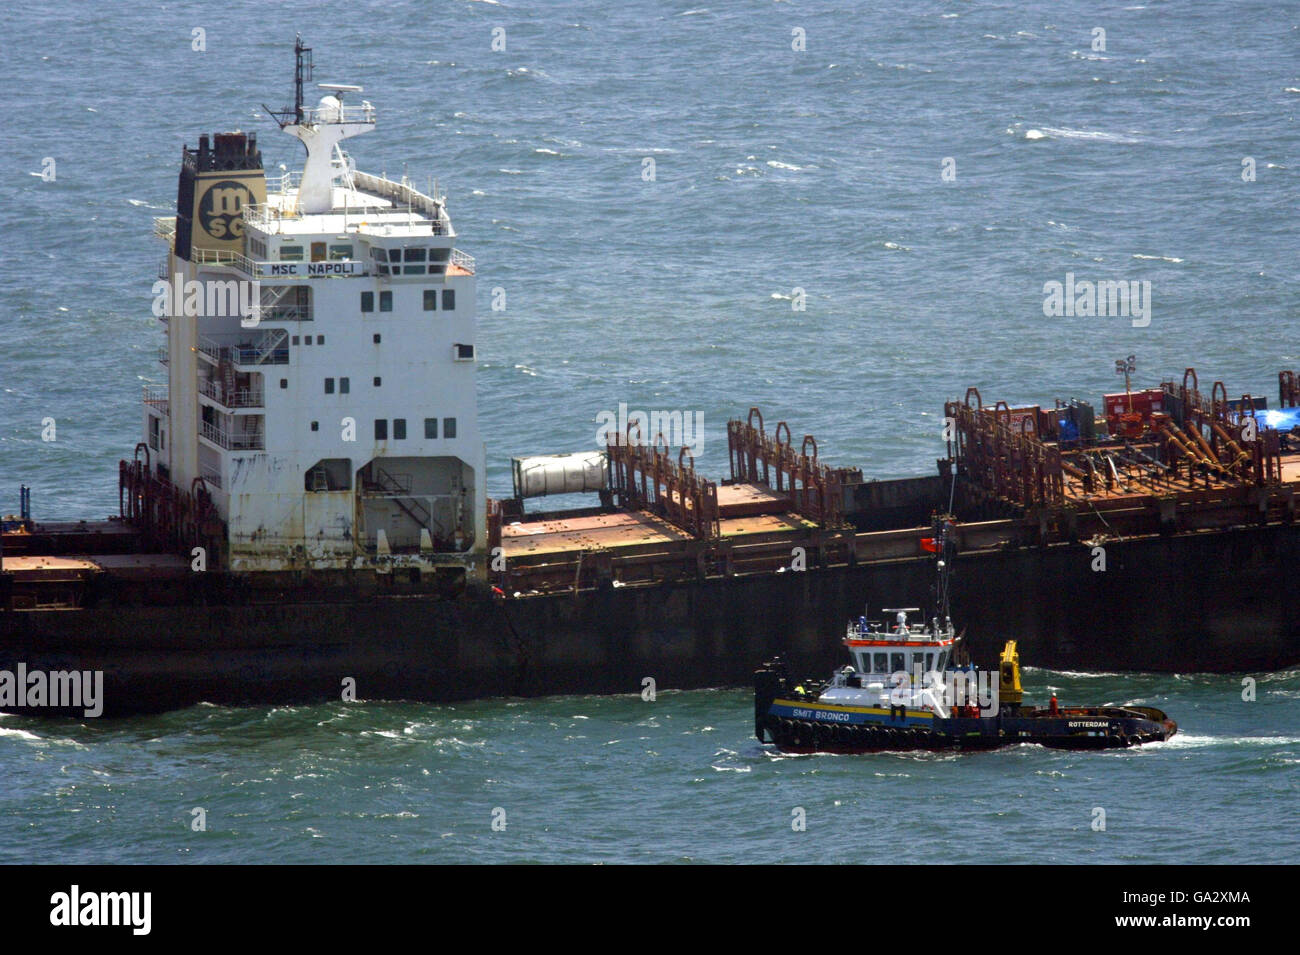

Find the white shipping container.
[{"left": 512, "top": 451, "right": 608, "bottom": 499}]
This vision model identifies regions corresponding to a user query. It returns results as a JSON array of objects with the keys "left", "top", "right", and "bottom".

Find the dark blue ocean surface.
[
  {"left": 0, "top": 0, "right": 1296, "bottom": 862},
  {"left": 0, "top": 671, "right": 1296, "bottom": 864}
]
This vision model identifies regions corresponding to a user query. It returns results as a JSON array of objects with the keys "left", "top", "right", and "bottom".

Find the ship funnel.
[{"left": 174, "top": 131, "right": 266, "bottom": 262}]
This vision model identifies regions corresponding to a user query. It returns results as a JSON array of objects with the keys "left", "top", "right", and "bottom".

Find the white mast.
[{"left": 284, "top": 83, "right": 374, "bottom": 215}]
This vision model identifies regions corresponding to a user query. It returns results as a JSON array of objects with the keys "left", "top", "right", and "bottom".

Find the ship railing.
[
  {"left": 154, "top": 216, "right": 176, "bottom": 243},
  {"left": 196, "top": 336, "right": 222, "bottom": 362},
  {"left": 250, "top": 177, "right": 451, "bottom": 236},
  {"left": 157, "top": 346, "right": 169, "bottom": 367},
  {"left": 142, "top": 385, "right": 169, "bottom": 416},
  {"left": 450, "top": 249, "right": 476, "bottom": 274},
  {"left": 243, "top": 201, "right": 300, "bottom": 227},
  {"left": 241, "top": 328, "right": 289, "bottom": 367},
  {"left": 301, "top": 102, "right": 376, "bottom": 126},
  {"left": 196, "top": 332, "right": 289, "bottom": 367},
  {"left": 244, "top": 303, "right": 312, "bottom": 323},
  {"left": 198, "top": 379, "right": 264, "bottom": 409},
  {"left": 200, "top": 465, "right": 223, "bottom": 490},
  {"left": 263, "top": 170, "right": 304, "bottom": 196},
  {"left": 351, "top": 170, "right": 448, "bottom": 228},
  {"left": 188, "top": 246, "right": 259, "bottom": 276},
  {"left": 200, "top": 421, "right": 265, "bottom": 451}
]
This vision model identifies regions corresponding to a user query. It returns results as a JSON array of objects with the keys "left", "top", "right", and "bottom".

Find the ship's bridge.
[
  {"left": 239, "top": 160, "right": 474, "bottom": 280},
  {"left": 157, "top": 164, "right": 476, "bottom": 282}
]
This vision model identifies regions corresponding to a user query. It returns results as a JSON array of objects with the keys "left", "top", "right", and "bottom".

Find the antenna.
[
  {"left": 1115, "top": 354, "right": 1137, "bottom": 414},
  {"left": 263, "top": 35, "right": 314, "bottom": 129},
  {"left": 930, "top": 517, "right": 954, "bottom": 627},
  {"left": 294, "top": 35, "right": 312, "bottom": 123}
]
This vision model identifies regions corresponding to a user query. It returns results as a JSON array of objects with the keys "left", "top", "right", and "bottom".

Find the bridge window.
[
  {"left": 329, "top": 244, "right": 353, "bottom": 260},
  {"left": 443, "top": 417, "right": 457, "bottom": 439},
  {"left": 890, "top": 652, "right": 905, "bottom": 674},
  {"left": 442, "top": 289, "right": 455, "bottom": 311},
  {"left": 379, "top": 291, "right": 392, "bottom": 312},
  {"left": 424, "top": 417, "right": 438, "bottom": 439},
  {"left": 394, "top": 418, "right": 407, "bottom": 440},
  {"left": 361, "top": 291, "right": 374, "bottom": 313},
  {"left": 873, "top": 652, "right": 888, "bottom": 673},
  {"left": 280, "top": 245, "right": 303, "bottom": 261},
  {"left": 311, "top": 242, "right": 326, "bottom": 262},
  {"left": 404, "top": 247, "right": 426, "bottom": 275},
  {"left": 423, "top": 290, "right": 437, "bottom": 311}
]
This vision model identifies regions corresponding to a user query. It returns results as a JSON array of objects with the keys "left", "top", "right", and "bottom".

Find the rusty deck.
[{"left": 502, "top": 509, "right": 692, "bottom": 559}]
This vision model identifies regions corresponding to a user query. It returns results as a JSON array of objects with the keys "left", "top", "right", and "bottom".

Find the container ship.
[{"left": 3, "top": 41, "right": 1299, "bottom": 715}]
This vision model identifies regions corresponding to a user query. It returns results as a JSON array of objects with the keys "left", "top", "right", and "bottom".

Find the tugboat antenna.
[{"left": 932, "top": 516, "right": 953, "bottom": 625}]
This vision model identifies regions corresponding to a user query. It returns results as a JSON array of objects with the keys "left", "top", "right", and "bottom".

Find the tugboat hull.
[
  {"left": 758, "top": 709, "right": 1177, "bottom": 753},
  {"left": 754, "top": 661, "right": 1176, "bottom": 753}
]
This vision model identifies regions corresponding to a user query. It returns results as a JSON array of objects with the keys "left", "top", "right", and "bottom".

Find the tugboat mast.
[{"left": 929, "top": 515, "right": 954, "bottom": 636}]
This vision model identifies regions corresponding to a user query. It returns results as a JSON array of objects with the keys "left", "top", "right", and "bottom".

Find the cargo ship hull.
[{"left": 3, "top": 522, "right": 1296, "bottom": 716}]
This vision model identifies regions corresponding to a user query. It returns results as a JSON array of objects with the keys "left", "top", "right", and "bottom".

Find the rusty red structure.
[
  {"left": 946, "top": 367, "right": 1288, "bottom": 514},
  {"left": 118, "top": 444, "right": 223, "bottom": 559},
  {"left": 1280, "top": 369, "right": 1299, "bottom": 409},
  {"left": 726, "top": 407, "right": 860, "bottom": 527},
  {"left": 606, "top": 424, "right": 720, "bottom": 540},
  {"left": 944, "top": 389, "right": 1066, "bottom": 509}
]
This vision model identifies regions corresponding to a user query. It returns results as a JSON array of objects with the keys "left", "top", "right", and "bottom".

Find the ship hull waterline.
[
  {"left": 756, "top": 710, "right": 1178, "bottom": 754},
  {"left": 1, "top": 525, "right": 1298, "bottom": 716}
]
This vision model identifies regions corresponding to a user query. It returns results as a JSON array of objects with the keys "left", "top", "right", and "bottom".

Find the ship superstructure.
[{"left": 145, "top": 39, "right": 484, "bottom": 577}]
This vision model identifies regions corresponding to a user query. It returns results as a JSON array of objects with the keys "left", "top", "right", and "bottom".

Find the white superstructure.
[{"left": 145, "top": 41, "right": 485, "bottom": 578}]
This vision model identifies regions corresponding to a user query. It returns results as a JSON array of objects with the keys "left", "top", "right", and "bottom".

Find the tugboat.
[{"left": 753, "top": 520, "right": 1177, "bottom": 752}]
